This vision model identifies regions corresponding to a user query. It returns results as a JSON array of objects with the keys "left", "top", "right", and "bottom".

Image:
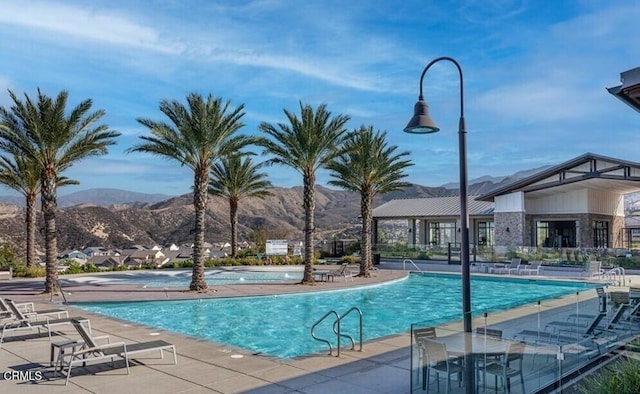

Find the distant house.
[
  {"left": 124, "top": 249, "right": 167, "bottom": 268},
  {"left": 166, "top": 243, "right": 180, "bottom": 251},
  {"left": 57, "top": 250, "right": 89, "bottom": 263},
  {"left": 163, "top": 250, "right": 192, "bottom": 263},
  {"left": 83, "top": 246, "right": 110, "bottom": 257},
  {"left": 209, "top": 250, "right": 227, "bottom": 259},
  {"left": 88, "top": 255, "right": 124, "bottom": 270}
]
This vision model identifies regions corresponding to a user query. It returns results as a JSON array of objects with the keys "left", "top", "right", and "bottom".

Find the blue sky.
[{"left": 0, "top": 0, "right": 638, "bottom": 197}]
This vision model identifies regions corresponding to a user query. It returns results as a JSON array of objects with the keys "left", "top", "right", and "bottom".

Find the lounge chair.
[
  {"left": 490, "top": 258, "right": 521, "bottom": 275},
  {"left": 629, "top": 287, "right": 640, "bottom": 304},
  {"left": 519, "top": 261, "right": 543, "bottom": 276},
  {"left": 63, "top": 319, "right": 177, "bottom": 385},
  {"left": 315, "top": 263, "right": 354, "bottom": 282},
  {"left": 625, "top": 301, "right": 640, "bottom": 321},
  {"left": 0, "top": 297, "right": 68, "bottom": 320},
  {"left": 1, "top": 300, "right": 90, "bottom": 346},
  {"left": 545, "top": 311, "right": 608, "bottom": 336},
  {"left": 583, "top": 261, "right": 603, "bottom": 278},
  {"left": 507, "top": 258, "right": 524, "bottom": 275}
]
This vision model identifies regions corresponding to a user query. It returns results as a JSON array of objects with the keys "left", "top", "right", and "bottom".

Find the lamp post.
[{"left": 404, "top": 56, "right": 473, "bottom": 393}]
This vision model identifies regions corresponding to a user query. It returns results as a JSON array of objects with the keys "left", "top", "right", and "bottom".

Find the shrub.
[
  {"left": 65, "top": 261, "right": 84, "bottom": 275},
  {"left": 577, "top": 356, "right": 640, "bottom": 394},
  {"left": 24, "top": 266, "right": 45, "bottom": 278},
  {"left": 341, "top": 256, "right": 360, "bottom": 264}
]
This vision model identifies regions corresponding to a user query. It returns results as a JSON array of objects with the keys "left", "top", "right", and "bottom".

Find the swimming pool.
[
  {"left": 63, "top": 268, "right": 303, "bottom": 287},
  {"left": 73, "top": 273, "right": 597, "bottom": 358}
]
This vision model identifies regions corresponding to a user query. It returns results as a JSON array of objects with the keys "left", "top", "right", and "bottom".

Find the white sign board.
[{"left": 266, "top": 240, "right": 288, "bottom": 255}]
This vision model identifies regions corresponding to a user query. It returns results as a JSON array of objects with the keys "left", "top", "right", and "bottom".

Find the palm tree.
[
  {"left": 0, "top": 89, "right": 120, "bottom": 294},
  {"left": 0, "top": 154, "right": 77, "bottom": 267},
  {"left": 209, "top": 154, "right": 273, "bottom": 258},
  {"left": 127, "top": 93, "right": 249, "bottom": 291},
  {"left": 258, "top": 102, "right": 350, "bottom": 284},
  {"left": 327, "top": 126, "right": 413, "bottom": 277}
]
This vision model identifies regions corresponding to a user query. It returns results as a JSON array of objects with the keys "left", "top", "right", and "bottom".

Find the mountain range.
[{"left": 1, "top": 166, "right": 639, "bottom": 254}]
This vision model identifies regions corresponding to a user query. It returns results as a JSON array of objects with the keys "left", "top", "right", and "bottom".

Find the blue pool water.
[{"left": 73, "top": 273, "right": 597, "bottom": 358}]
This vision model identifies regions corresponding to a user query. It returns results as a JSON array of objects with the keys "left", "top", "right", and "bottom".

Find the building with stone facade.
[{"left": 372, "top": 153, "right": 640, "bottom": 251}]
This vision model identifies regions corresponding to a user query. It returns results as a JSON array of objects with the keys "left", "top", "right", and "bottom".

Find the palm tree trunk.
[
  {"left": 190, "top": 167, "right": 209, "bottom": 291},
  {"left": 360, "top": 189, "right": 373, "bottom": 277},
  {"left": 25, "top": 191, "right": 37, "bottom": 268},
  {"left": 41, "top": 170, "right": 59, "bottom": 294},
  {"left": 302, "top": 168, "right": 315, "bottom": 284},
  {"left": 230, "top": 196, "right": 238, "bottom": 258}
]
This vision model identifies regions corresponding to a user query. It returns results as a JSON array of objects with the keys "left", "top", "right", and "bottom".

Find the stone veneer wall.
[{"left": 494, "top": 212, "right": 525, "bottom": 250}]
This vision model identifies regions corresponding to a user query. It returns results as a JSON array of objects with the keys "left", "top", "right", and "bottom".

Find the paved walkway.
[{"left": 0, "top": 263, "right": 638, "bottom": 393}]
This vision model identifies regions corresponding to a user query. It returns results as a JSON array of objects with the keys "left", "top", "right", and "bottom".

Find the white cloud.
[{"left": 0, "top": 0, "right": 182, "bottom": 54}]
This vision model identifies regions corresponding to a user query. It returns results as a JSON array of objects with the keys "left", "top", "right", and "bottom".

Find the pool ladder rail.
[
  {"left": 310, "top": 307, "right": 363, "bottom": 357},
  {"left": 403, "top": 259, "right": 423, "bottom": 272}
]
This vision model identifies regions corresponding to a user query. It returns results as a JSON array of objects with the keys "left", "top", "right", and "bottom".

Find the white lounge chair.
[
  {"left": 519, "top": 261, "right": 543, "bottom": 275},
  {"left": 63, "top": 318, "right": 177, "bottom": 385},
  {"left": 490, "top": 258, "right": 520, "bottom": 275},
  {"left": 1, "top": 300, "right": 89, "bottom": 346},
  {"left": 0, "top": 297, "right": 68, "bottom": 320}
]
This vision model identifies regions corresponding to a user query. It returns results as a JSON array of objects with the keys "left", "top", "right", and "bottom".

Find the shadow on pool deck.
[{"left": 1, "top": 264, "right": 637, "bottom": 393}]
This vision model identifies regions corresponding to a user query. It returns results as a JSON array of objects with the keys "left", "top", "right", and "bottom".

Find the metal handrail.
[
  {"left": 332, "top": 307, "right": 363, "bottom": 353},
  {"left": 602, "top": 267, "right": 626, "bottom": 286},
  {"left": 311, "top": 310, "right": 340, "bottom": 356},
  {"left": 403, "top": 258, "right": 423, "bottom": 272}
]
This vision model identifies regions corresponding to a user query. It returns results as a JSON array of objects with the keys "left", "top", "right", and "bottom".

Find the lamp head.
[{"left": 404, "top": 97, "right": 440, "bottom": 134}]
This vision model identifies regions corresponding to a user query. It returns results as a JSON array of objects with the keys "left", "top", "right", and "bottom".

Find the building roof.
[
  {"left": 477, "top": 152, "right": 640, "bottom": 201},
  {"left": 372, "top": 195, "right": 494, "bottom": 219},
  {"left": 608, "top": 66, "right": 640, "bottom": 113}
]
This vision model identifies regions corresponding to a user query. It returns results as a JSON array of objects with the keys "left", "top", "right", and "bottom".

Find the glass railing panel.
[{"left": 410, "top": 293, "right": 640, "bottom": 393}]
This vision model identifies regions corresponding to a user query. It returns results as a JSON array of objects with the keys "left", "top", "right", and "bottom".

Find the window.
[
  {"left": 429, "top": 222, "right": 457, "bottom": 247},
  {"left": 477, "top": 221, "right": 494, "bottom": 246},
  {"left": 593, "top": 221, "right": 609, "bottom": 248},
  {"left": 536, "top": 222, "right": 549, "bottom": 247},
  {"left": 536, "top": 221, "right": 577, "bottom": 247}
]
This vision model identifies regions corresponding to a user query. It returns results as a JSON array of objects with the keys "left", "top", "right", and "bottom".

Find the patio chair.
[
  {"left": 583, "top": 261, "right": 603, "bottom": 278},
  {"left": 519, "top": 261, "right": 543, "bottom": 275},
  {"left": 420, "top": 337, "right": 464, "bottom": 393},
  {"left": 629, "top": 287, "right": 640, "bottom": 305},
  {"left": 490, "top": 258, "right": 520, "bottom": 275},
  {"left": 1, "top": 300, "right": 89, "bottom": 346},
  {"left": 327, "top": 263, "right": 355, "bottom": 282},
  {"left": 0, "top": 297, "right": 68, "bottom": 320},
  {"left": 413, "top": 327, "right": 436, "bottom": 384},
  {"left": 545, "top": 312, "right": 608, "bottom": 337},
  {"left": 507, "top": 258, "right": 523, "bottom": 275},
  {"left": 482, "top": 341, "right": 526, "bottom": 394},
  {"left": 625, "top": 301, "right": 640, "bottom": 321},
  {"left": 602, "top": 303, "right": 632, "bottom": 330},
  {"left": 475, "top": 328, "right": 504, "bottom": 391},
  {"left": 63, "top": 319, "right": 177, "bottom": 385}
]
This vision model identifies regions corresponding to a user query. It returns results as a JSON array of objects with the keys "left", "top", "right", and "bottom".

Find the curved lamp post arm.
[{"left": 417, "top": 56, "right": 465, "bottom": 119}]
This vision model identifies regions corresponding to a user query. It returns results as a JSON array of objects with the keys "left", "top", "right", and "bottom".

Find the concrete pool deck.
[{"left": 1, "top": 263, "right": 639, "bottom": 393}]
